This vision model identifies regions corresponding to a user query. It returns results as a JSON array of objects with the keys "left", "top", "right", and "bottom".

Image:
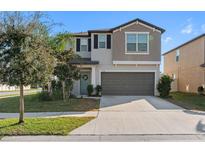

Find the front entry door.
[{"left": 80, "top": 72, "right": 91, "bottom": 95}]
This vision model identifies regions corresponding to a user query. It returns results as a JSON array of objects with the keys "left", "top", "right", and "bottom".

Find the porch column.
[{"left": 91, "top": 66, "right": 96, "bottom": 87}]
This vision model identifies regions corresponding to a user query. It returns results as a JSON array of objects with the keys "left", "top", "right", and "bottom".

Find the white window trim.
[
  {"left": 125, "top": 32, "right": 149, "bottom": 55},
  {"left": 80, "top": 38, "right": 88, "bottom": 52},
  {"left": 98, "top": 34, "right": 106, "bottom": 49}
]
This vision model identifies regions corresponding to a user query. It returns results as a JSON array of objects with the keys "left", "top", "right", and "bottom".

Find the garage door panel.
[{"left": 101, "top": 72, "right": 154, "bottom": 95}]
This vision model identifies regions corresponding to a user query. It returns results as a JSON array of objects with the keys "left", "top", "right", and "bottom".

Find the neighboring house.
[
  {"left": 69, "top": 18, "right": 165, "bottom": 96},
  {"left": 0, "top": 84, "right": 31, "bottom": 91},
  {"left": 163, "top": 34, "right": 205, "bottom": 93}
]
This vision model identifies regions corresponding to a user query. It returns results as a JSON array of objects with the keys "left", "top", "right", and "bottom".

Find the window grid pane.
[
  {"left": 80, "top": 45, "right": 87, "bottom": 51},
  {"left": 127, "top": 43, "right": 136, "bottom": 52},
  {"left": 127, "top": 34, "right": 136, "bottom": 43},
  {"left": 99, "top": 35, "right": 106, "bottom": 42},
  {"left": 138, "top": 34, "right": 147, "bottom": 43},
  {"left": 99, "top": 34, "right": 106, "bottom": 48},
  {"left": 138, "top": 34, "right": 148, "bottom": 52},
  {"left": 127, "top": 34, "right": 137, "bottom": 52},
  {"left": 99, "top": 42, "right": 105, "bottom": 48},
  {"left": 80, "top": 38, "right": 88, "bottom": 51},
  {"left": 81, "top": 38, "right": 87, "bottom": 45},
  {"left": 138, "top": 43, "right": 147, "bottom": 52}
]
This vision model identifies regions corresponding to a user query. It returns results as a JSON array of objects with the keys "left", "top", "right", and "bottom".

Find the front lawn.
[
  {"left": 167, "top": 92, "right": 205, "bottom": 111},
  {"left": 0, "top": 117, "right": 94, "bottom": 136},
  {"left": 0, "top": 93, "right": 100, "bottom": 112}
]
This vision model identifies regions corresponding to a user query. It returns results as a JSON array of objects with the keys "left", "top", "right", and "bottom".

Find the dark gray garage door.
[{"left": 101, "top": 72, "right": 155, "bottom": 95}]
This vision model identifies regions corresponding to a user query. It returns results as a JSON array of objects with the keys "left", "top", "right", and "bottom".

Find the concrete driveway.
[{"left": 70, "top": 96, "right": 205, "bottom": 135}]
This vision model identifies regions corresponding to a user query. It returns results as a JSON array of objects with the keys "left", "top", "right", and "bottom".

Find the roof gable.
[
  {"left": 111, "top": 18, "right": 165, "bottom": 33},
  {"left": 73, "top": 18, "right": 165, "bottom": 36}
]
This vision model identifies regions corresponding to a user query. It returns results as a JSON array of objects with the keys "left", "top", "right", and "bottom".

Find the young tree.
[
  {"left": 0, "top": 12, "right": 55, "bottom": 124},
  {"left": 51, "top": 33, "right": 80, "bottom": 101}
]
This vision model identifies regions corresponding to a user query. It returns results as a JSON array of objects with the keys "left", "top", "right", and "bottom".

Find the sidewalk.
[
  {"left": 0, "top": 111, "right": 98, "bottom": 119},
  {"left": 2, "top": 134, "right": 205, "bottom": 142}
]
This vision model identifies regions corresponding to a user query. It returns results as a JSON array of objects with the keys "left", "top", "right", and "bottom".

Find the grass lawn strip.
[
  {"left": 0, "top": 91, "right": 38, "bottom": 99},
  {"left": 0, "top": 117, "right": 94, "bottom": 136},
  {"left": 167, "top": 92, "right": 205, "bottom": 111},
  {"left": 0, "top": 93, "right": 100, "bottom": 112}
]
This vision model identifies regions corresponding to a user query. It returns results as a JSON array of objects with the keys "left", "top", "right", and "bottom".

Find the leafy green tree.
[
  {"left": 0, "top": 12, "right": 55, "bottom": 124},
  {"left": 50, "top": 33, "right": 80, "bottom": 101}
]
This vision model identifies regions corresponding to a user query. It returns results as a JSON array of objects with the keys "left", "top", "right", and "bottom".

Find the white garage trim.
[{"left": 99, "top": 70, "right": 157, "bottom": 95}]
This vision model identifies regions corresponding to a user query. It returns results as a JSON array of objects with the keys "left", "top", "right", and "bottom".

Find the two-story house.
[
  {"left": 69, "top": 18, "right": 165, "bottom": 96},
  {"left": 163, "top": 34, "right": 205, "bottom": 93}
]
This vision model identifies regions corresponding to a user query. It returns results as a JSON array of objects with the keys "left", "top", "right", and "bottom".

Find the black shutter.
[
  {"left": 107, "top": 34, "right": 111, "bottom": 49},
  {"left": 94, "top": 34, "right": 98, "bottom": 49},
  {"left": 76, "top": 38, "right": 80, "bottom": 52},
  {"left": 88, "top": 38, "right": 91, "bottom": 52}
]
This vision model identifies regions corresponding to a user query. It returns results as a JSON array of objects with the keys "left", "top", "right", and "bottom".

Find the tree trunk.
[
  {"left": 62, "top": 80, "right": 66, "bottom": 101},
  {"left": 19, "top": 84, "right": 24, "bottom": 124},
  {"left": 67, "top": 88, "right": 71, "bottom": 99},
  {"left": 48, "top": 81, "right": 52, "bottom": 96}
]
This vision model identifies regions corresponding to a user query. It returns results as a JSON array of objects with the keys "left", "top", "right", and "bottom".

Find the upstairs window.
[
  {"left": 176, "top": 49, "right": 180, "bottom": 62},
  {"left": 126, "top": 32, "right": 149, "bottom": 54},
  {"left": 98, "top": 34, "right": 106, "bottom": 48},
  {"left": 80, "top": 38, "right": 88, "bottom": 51}
]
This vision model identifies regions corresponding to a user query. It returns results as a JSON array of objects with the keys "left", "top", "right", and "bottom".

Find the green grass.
[
  {"left": 0, "top": 117, "right": 94, "bottom": 136},
  {"left": 167, "top": 92, "right": 205, "bottom": 111},
  {"left": 0, "top": 93, "right": 100, "bottom": 113},
  {"left": 0, "top": 91, "right": 38, "bottom": 99}
]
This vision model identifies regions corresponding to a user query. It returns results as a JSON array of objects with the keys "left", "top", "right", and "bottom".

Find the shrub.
[
  {"left": 95, "top": 85, "right": 102, "bottom": 96},
  {"left": 70, "top": 94, "right": 77, "bottom": 98},
  {"left": 157, "top": 75, "right": 173, "bottom": 98},
  {"left": 38, "top": 90, "right": 63, "bottom": 101},
  {"left": 197, "top": 86, "right": 204, "bottom": 95},
  {"left": 87, "top": 84, "right": 94, "bottom": 96},
  {"left": 52, "top": 90, "right": 63, "bottom": 100},
  {"left": 38, "top": 91, "right": 52, "bottom": 101}
]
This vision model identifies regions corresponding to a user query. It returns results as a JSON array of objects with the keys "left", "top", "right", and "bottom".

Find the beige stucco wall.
[
  {"left": 164, "top": 36, "right": 205, "bottom": 93},
  {"left": 91, "top": 33, "right": 113, "bottom": 64},
  {"left": 72, "top": 64, "right": 160, "bottom": 96},
  {"left": 112, "top": 23, "right": 161, "bottom": 61}
]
